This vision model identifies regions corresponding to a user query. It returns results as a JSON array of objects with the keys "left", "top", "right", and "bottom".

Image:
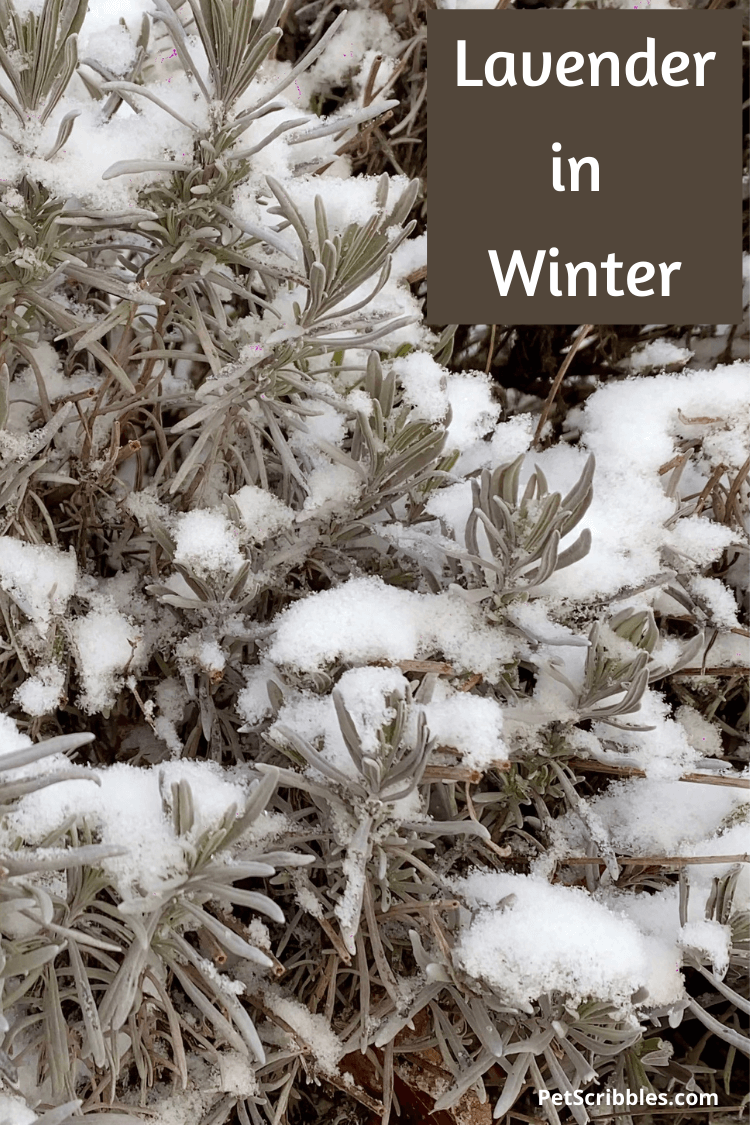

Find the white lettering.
[
  {"left": 659, "top": 261, "right": 682, "bottom": 295},
  {"left": 693, "top": 51, "right": 716, "bottom": 86},
  {"left": 457, "top": 40, "right": 482, "bottom": 86},
  {"left": 557, "top": 51, "right": 584, "bottom": 86},
  {"left": 627, "top": 261, "right": 655, "bottom": 295},
  {"left": 662, "top": 51, "right": 689, "bottom": 86},
  {"left": 625, "top": 37, "right": 657, "bottom": 87},
  {"left": 488, "top": 249, "right": 546, "bottom": 296},
  {"left": 589, "top": 51, "right": 619, "bottom": 86},
  {"left": 568, "top": 155, "right": 599, "bottom": 191},
  {"left": 485, "top": 52, "right": 516, "bottom": 86},
  {"left": 522, "top": 51, "right": 551, "bottom": 86}
]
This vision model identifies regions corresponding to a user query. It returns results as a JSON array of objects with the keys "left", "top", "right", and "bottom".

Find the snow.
[
  {"left": 686, "top": 821, "right": 750, "bottom": 878},
  {"left": 625, "top": 339, "right": 693, "bottom": 372},
  {"left": 668, "top": 517, "right": 739, "bottom": 569},
  {"left": 678, "top": 920, "right": 732, "bottom": 977},
  {"left": 144, "top": 1087, "right": 214, "bottom": 1125},
  {"left": 592, "top": 688, "right": 700, "bottom": 779},
  {"left": 0, "top": 68, "right": 207, "bottom": 210},
  {"left": 421, "top": 691, "right": 508, "bottom": 769},
  {"left": 0, "top": 713, "right": 33, "bottom": 761},
  {"left": 293, "top": 872, "right": 324, "bottom": 919},
  {"left": 605, "top": 886, "right": 680, "bottom": 950},
  {"left": 538, "top": 366, "right": 750, "bottom": 602},
  {"left": 237, "top": 665, "right": 277, "bottom": 730},
  {"left": 267, "top": 667, "right": 425, "bottom": 820},
  {"left": 76, "top": 0, "right": 154, "bottom": 40},
  {"left": 216, "top": 1051, "right": 259, "bottom": 1098},
  {"left": 262, "top": 174, "right": 411, "bottom": 241},
  {"left": 391, "top": 232, "right": 427, "bottom": 282},
  {"left": 154, "top": 678, "right": 188, "bottom": 751},
  {"left": 437, "top": 0, "right": 503, "bottom": 8},
  {"left": 421, "top": 365, "right": 749, "bottom": 616},
  {"left": 5, "top": 0, "right": 46, "bottom": 11},
  {"left": 704, "top": 630, "right": 750, "bottom": 670},
  {"left": 594, "top": 885, "right": 703, "bottom": 999},
  {"left": 260, "top": 985, "right": 344, "bottom": 1076},
  {"left": 83, "top": 24, "right": 138, "bottom": 75},
  {"left": 302, "top": 9, "right": 400, "bottom": 94},
  {"left": 553, "top": 776, "right": 748, "bottom": 858},
  {"left": 303, "top": 463, "right": 362, "bottom": 512},
  {"left": 289, "top": 396, "right": 347, "bottom": 451},
  {"left": 334, "top": 666, "right": 411, "bottom": 759},
  {"left": 0, "top": 1095, "right": 35, "bottom": 1125},
  {"left": 674, "top": 705, "right": 724, "bottom": 758},
  {"left": 445, "top": 372, "right": 500, "bottom": 457},
  {"left": 674, "top": 823, "right": 750, "bottom": 934},
  {"left": 3, "top": 759, "right": 250, "bottom": 901},
  {"left": 8, "top": 342, "right": 96, "bottom": 414},
  {"left": 266, "top": 576, "right": 514, "bottom": 677},
  {"left": 246, "top": 918, "right": 270, "bottom": 951},
  {"left": 230, "top": 484, "right": 294, "bottom": 544},
  {"left": 0, "top": 539, "right": 77, "bottom": 633},
  {"left": 173, "top": 509, "right": 244, "bottom": 578},
  {"left": 689, "top": 576, "right": 741, "bottom": 629},
  {"left": 14, "top": 663, "right": 66, "bottom": 717},
  {"left": 192, "top": 639, "right": 226, "bottom": 678},
  {"left": 271, "top": 666, "right": 409, "bottom": 782},
  {"left": 451, "top": 871, "right": 684, "bottom": 1010},
  {"left": 70, "top": 607, "right": 144, "bottom": 713},
  {"left": 393, "top": 351, "right": 449, "bottom": 423}
]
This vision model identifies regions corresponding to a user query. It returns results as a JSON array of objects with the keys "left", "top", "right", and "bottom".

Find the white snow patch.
[
  {"left": 625, "top": 339, "right": 692, "bottom": 372},
  {"left": 261, "top": 986, "right": 344, "bottom": 1076},
  {"left": 422, "top": 692, "right": 507, "bottom": 769},
  {"left": 173, "top": 509, "right": 243, "bottom": 577},
  {"left": 237, "top": 664, "right": 277, "bottom": 730},
  {"left": 70, "top": 607, "right": 143, "bottom": 713},
  {"left": 267, "top": 577, "right": 514, "bottom": 677},
  {"left": 536, "top": 367, "right": 750, "bottom": 602},
  {"left": 0, "top": 539, "right": 77, "bottom": 632},
  {"left": 689, "top": 576, "right": 740, "bottom": 629},
  {"left": 554, "top": 776, "right": 748, "bottom": 858},
  {"left": 451, "top": 871, "right": 683, "bottom": 1009},
  {"left": 4, "top": 759, "right": 249, "bottom": 901},
  {"left": 14, "top": 663, "right": 65, "bottom": 717},
  {"left": 393, "top": 351, "right": 448, "bottom": 423},
  {"left": 678, "top": 920, "right": 732, "bottom": 977},
  {"left": 231, "top": 484, "right": 294, "bottom": 544},
  {"left": 675, "top": 705, "right": 723, "bottom": 758},
  {"left": 0, "top": 1094, "right": 36, "bottom": 1125}
]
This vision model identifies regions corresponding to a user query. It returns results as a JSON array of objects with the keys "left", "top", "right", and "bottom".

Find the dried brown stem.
[
  {"left": 567, "top": 758, "right": 750, "bottom": 789},
  {"left": 533, "top": 324, "right": 594, "bottom": 448},
  {"left": 566, "top": 854, "right": 749, "bottom": 868}
]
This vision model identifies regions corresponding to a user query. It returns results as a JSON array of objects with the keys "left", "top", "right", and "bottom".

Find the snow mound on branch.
[
  {"left": 3, "top": 758, "right": 250, "bottom": 900},
  {"left": 451, "top": 870, "right": 683, "bottom": 1009},
  {"left": 679, "top": 920, "right": 732, "bottom": 977},
  {"left": 0, "top": 539, "right": 77, "bottom": 633},
  {"left": 431, "top": 365, "right": 750, "bottom": 604},
  {"left": 625, "top": 339, "right": 693, "bottom": 372},
  {"left": 0, "top": 1094, "right": 35, "bottom": 1125},
  {"left": 173, "top": 509, "right": 244, "bottom": 577},
  {"left": 70, "top": 607, "right": 144, "bottom": 713},
  {"left": 560, "top": 364, "right": 750, "bottom": 600},
  {"left": 266, "top": 576, "right": 514, "bottom": 676},
  {"left": 231, "top": 485, "right": 294, "bottom": 544},
  {"left": 421, "top": 691, "right": 507, "bottom": 770},
  {"left": 553, "top": 776, "right": 748, "bottom": 858},
  {"left": 14, "top": 663, "right": 66, "bottom": 717}
]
